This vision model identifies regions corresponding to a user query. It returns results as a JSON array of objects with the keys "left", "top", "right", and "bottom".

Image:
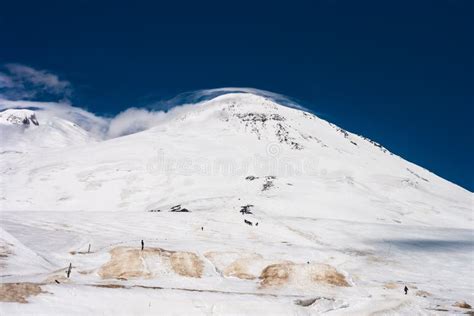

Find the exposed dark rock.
[
  {"left": 245, "top": 176, "right": 258, "bottom": 181},
  {"left": 336, "top": 127, "right": 349, "bottom": 138},
  {"left": 240, "top": 204, "right": 254, "bottom": 215},
  {"left": 361, "top": 136, "right": 391, "bottom": 154},
  {"left": 407, "top": 168, "right": 429, "bottom": 182},
  {"left": 262, "top": 180, "right": 274, "bottom": 191},
  {"left": 169, "top": 205, "right": 190, "bottom": 212},
  {"left": 275, "top": 123, "right": 303, "bottom": 150},
  {"left": 302, "top": 112, "right": 316, "bottom": 120},
  {"left": 294, "top": 298, "right": 319, "bottom": 307},
  {"left": 235, "top": 113, "right": 285, "bottom": 123}
]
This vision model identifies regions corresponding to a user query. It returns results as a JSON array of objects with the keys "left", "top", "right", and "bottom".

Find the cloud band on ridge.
[{"left": 0, "top": 64, "right": 312, "bottom": 139}]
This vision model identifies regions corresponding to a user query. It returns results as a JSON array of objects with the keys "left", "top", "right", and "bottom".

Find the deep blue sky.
[{"left": 1, "top": 0, "right": 473, "bottom": 191}]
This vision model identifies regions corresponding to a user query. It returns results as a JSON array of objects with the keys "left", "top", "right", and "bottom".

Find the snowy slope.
[
  {"left": 0, "top": 92, "right": 473, "bottom": 315},
  {"left": 0, "top": 93, "right": 470, "bottom": 226},
  {"left": 0, "top": 108, "right": 95, "bottom": 152}
]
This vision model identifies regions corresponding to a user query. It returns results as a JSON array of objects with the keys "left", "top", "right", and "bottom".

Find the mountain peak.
[{"left": 0, "top": 109, "right": 39, "bottom": 127}]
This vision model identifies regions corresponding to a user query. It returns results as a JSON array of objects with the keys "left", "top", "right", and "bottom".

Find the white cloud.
[
  {"left": 153, "top": 87, "right": 310, "bottom": 112},
  {"left": 107, "top": 108, "right": 167, "bottom": 138},
  {"left": 0, "top": 85, "right": 311, "bottom": 140},
  {"left": 0, "top": 99, "right": 108, "bottom": 137},
  {"left": 0, "top": 98, "right": 188, "bottom": 140},
  {"left": 0, "top": 72, "right": 14, "bottom": 88},
  {"left": 0, "top": 64, "right": 72, "bottom": 100}
]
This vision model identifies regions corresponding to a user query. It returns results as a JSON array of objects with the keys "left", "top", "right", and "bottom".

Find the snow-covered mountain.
[
  {"left": 0, "top": 108, "right": 95, "bottom": 152},
  {"left": 0, "top": 109, "right": 40, "bottom": 127},
  {"left": 0, "top": 93, "right": 470, "bottom": 226},
  {"left": 1, "top": 93, "right": 472, "bottom": 315}
]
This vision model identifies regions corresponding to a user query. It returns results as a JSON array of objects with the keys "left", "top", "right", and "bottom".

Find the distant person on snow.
[
  {"left": 66, "top": 263, "right": 72, "bottom": 278},
  {"left": 141, "top": 240, "right": 144, "bottom": 251},
  {"left": 404, "top": 286, "right": 408, "bottom": 295}
]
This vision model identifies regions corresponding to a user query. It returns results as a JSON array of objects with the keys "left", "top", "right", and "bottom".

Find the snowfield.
[{"left": 0, "top": 93, "right": 473, "bottom": 315}]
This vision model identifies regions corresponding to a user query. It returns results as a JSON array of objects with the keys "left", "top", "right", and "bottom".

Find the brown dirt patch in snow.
[
  {"left": 310, "top": 264, "right": 349, "bottom": 287},
  {"left": 223, "top": 261, "right": 257, "bottom": 280},
  {"left": 170, "top": 252, "right": 203, "bottom": 278},
  {"left": 259, "top": 262, "right": 349, "bottom": 288},
  {"left": 99, "top": 247, "right": 151, "bottom": 279},
  {"left": 204, "top": 251, "right": 265, "bottom": 280},
  {"left": 0, "top": 245, "right": 12, "bottom": 258},
  {"left": 453, "top": 301, "right": 472, "bottom": 309},
  {"left": 259, "top": 263, "right": 292, "bottom": 287},
  {"left": 220, "top": 256, "right": 264, "bottom": 280},
  {"left": 415, "top": 290, "right": 431, "bottom": 297},
  {"left": 0, "top": 283, "right": 45, "bottom": 303},
  {"left": 384, "top": 282, "right": 398, "bottom": 289},
  {"left": 99, "top": 246, "right": 203, "bottom": 280}
]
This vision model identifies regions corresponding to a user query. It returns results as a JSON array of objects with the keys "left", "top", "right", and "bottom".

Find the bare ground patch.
[
  {"left": 204, "top": 251, "right": 271, "bottom": 280},
  {"left": 170, "top": 252, "right": 203, "bottom": 277},
  {"left": 310, "top": 264, "right": 349, "bottom": 287},
  {"left": 259, "top": 262, "right": 349, "bottom": 288},
  {"left": 260, "top": 263, "right": 292, "bottom": 287},
  {"left": 383, "top": 282, "right": 399, "bottom": 289},
  {"left": 453, "top": 301, "right": 472, "bottom": 309},
  {"left": 223, "top": 259, "right": 258, "bottom": 280},
  {"left": 0, "top": 283, "right": 46, "bottom": 303},
  {"left": 98, "top": 247, "right": 152, "bottom": 279},
  {"left": 98, "top": 246, "right": 203, "bottom": 280}
]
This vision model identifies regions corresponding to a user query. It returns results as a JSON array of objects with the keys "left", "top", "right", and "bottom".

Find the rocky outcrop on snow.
[{"left": 0, "top": 109, "right": 39, "bottom": 127}]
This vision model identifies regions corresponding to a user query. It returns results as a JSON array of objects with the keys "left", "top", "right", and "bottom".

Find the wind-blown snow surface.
[{"left": 0, "top": 93, "right": 473, "bottom": 315}]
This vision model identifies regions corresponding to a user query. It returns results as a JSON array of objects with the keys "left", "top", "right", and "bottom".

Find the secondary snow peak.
[{"left": 0, "top": 109, "right": 39, "bottom": 127}]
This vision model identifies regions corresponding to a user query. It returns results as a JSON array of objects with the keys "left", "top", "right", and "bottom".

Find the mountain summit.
[
  {"left": 0, "top": 109, "right": 39, "bottom": 127},
  {"left": 0, "top": 107, "right": 94, "bottom": 151}
]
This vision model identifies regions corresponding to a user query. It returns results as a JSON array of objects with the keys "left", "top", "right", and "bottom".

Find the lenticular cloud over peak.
[
  {"left": 150, "top": 87, "right": 310, "bottom": 112},
  {"left": 0, "top": 85, "right": 313, "bottom": 139},
  {"left": 0, "top": 65, "right": 314, "bottom": 138}
]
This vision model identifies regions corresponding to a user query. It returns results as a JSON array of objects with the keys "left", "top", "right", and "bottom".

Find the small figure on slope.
[{"left": 66, "top": 263, "right": 72, "bottom": 278}]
